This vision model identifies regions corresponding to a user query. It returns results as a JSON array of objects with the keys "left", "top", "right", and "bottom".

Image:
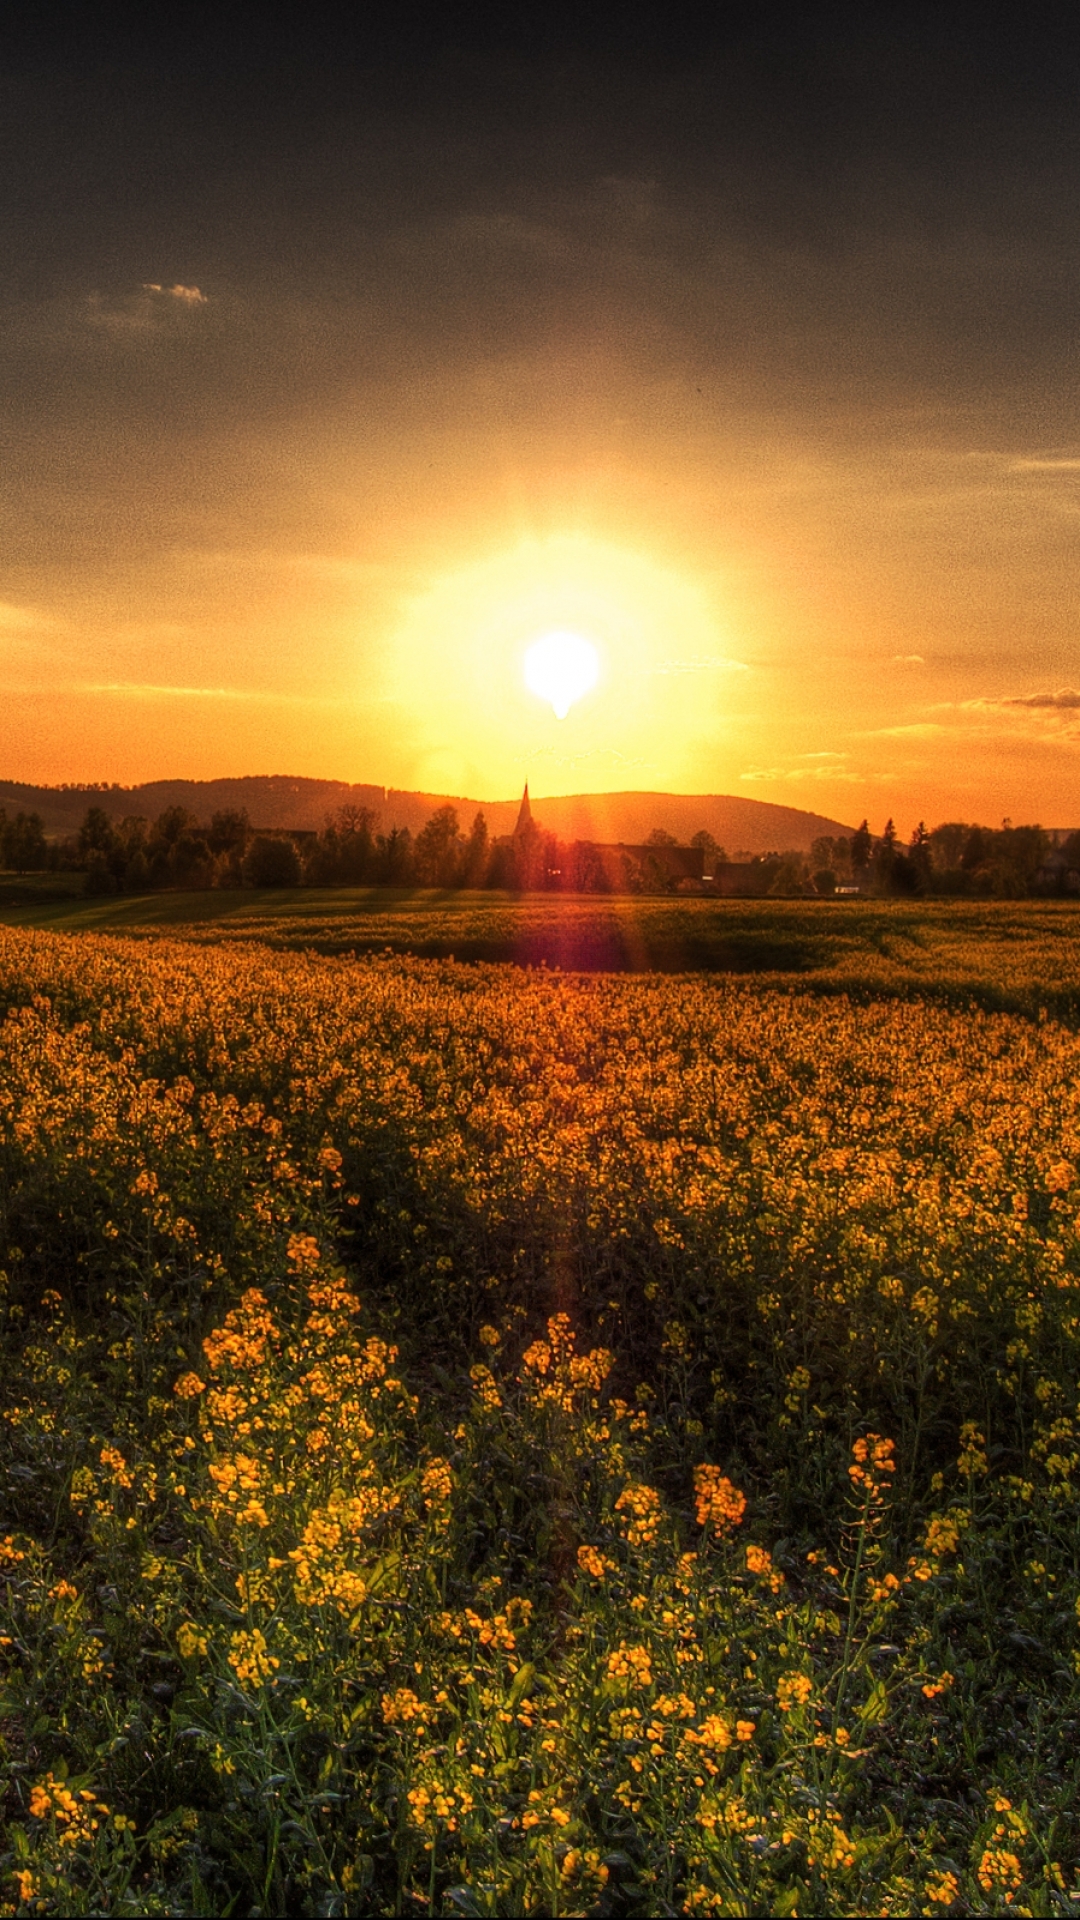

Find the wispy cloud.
[
  {"left": 739, "top": 761, "right": 862, "bottom": 785},
  {"left": 921, "top": 690, "right": 1080, "bottom": 749},
  {"left": 86, "top": 283, "right": 209, "bottom": 336},
  {"left": 1011, "top": 458, "right": 1080, "bottom": 472},
  {"left": 649, "top": 654, "right": 749, "bottom": 677},
  {"left": 173, "top": 548, "right": 392, "bottom": 581},
  {"left": 1001, "top": 688, "right": 1080, "bottom": 709},
  {"left": 891, "top": 653, "right": 925, "bottom": 665},
  {"left": 0, "top": 601, "right": 48, "bottom": 632},
  {"left": 949, "top": 690, "right": 1080, "bottom": 721},
  {"left": 83, "top": 681, "right": 332, "bottom": 706}
]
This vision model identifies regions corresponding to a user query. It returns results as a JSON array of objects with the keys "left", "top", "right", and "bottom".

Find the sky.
[{"left": 3, "top": 3, "right": 1080, "bottom": 828}]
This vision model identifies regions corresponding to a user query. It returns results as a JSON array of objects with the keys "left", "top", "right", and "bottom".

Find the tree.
[
  {"left": 414, "top": 806, "right": 463, "bottom": 888},
  {"left": 126, "top": 848, "right": 151, "bottom": 893},
  {"left": 155, "top": 805, "right": 196, "bottom": 846},
  {"left": 337, "top": 803, "right": 374, "bottom": 836},
  {"left": 83, "top": 850, "right": 115, "bottom": 895},
  {"left": 961, "top": 826, "right": 987, "bottom": 873},
  {"left": 691, "top": 830, "right": 725, "bottom": 871},
  {"left": 462, "top": 812, "right": 490, "bottom": 888},
  {"left": 170, "top": 830, "right": 214, "bottom": 888},
  {"left": 909, "top": 821, "right": 932, "bottom": 887},
  {"left": 646, "top": 827, "right": 678, "bottom": 847},
  {"left": 307, "top": 807, "right": 377, "bottom": 886},
  {"left": 850, "top": 820, "right": 872, "bottom": 880},
  {"left": 207, "top": 810, "right": 250, "bottom": 856},
  {"left": 510, "top": 818, "right": 546, "bottom": 892},
  {"left": 563, "top": 841, "right": 610, "bottom": 893},
  {"left": 77, "top": 806, "right": 115, "bottom": 861},
  {"left": 243, "top": 835, "right": 302, "bottom": 888},
  {"left": 874, "top": 818, "right": 898, "bottom": 891},
  {"left": 812, "top": 834, "right": 851, "bottom": 884},
  {"left": 4, "top": 812, "right": 47, "bottom": 873},
  {"left": 767, "top": 854, "right": 807, "bottom": 895},
  {"left": 375, "top": 827, "right": 414, "bottom": 887}
]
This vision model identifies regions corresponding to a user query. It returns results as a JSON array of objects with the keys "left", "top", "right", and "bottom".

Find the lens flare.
[{"left": 523, "top": 629, "right": 600, "bottom": 719}]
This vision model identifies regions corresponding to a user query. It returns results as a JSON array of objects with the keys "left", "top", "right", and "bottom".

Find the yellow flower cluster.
[
  {"left": 227, "top": 1628, "right": 280, "bottom": 1690},
  {"left": 806, "top": 1811, "right": 856, "bottom": 1871},
  {"left": 202, "top": 1289, "right": 279, "bottom": 1377},
  {"left": 957, "top": 1422, "right": 989, "bottom": 1477},
  {"left": 577, "top": 1543, "right": 609, "bottom": 1579},
  {"left": 28, "top": 1774, "right": 111, "bottom": 1847},
  {"left": 607, "top": 1643, "right": 654, "bottom": 1689},
  {"left": 977, "top": 1847, "right": 1024, "bottom": 1893},
  {"left": 745, "top": 1544, "right": 784, "bottom": 1590},
  {"left": 693, "top": 1465, "right": 747, "bottom": 1535},
  {"left": 520, "top": 1314, "right": 614, "bottom": 1414},
  {"left": 407, "top": 1779, "right": 475, "bottom": 1833},
  {"left": 382, "top": 1687, "right": 429, "bottom": 1725},
  {"left": 925, "top": 1869, "right": 960, "bottom": 1905},
  {"left": 848, "top": 1432, "right": 896, "bottom": 1499},
  {"left": 420, "top": 1456, "right": 452, "bottom": 1510},
  {"left": 775, "top": 1672, "right": 813, "bottom": 1713},
  {"left": 614, "top": 1481, "right": 664, "bottom": 1548}
]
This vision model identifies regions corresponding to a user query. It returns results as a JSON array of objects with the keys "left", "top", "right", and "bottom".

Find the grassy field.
[
  {"left": 3, "top": 881, "right": 1080, "bottom": 1019},
  {"left": 1, "top": 916, "right": 1079, "bottom": 1912}
]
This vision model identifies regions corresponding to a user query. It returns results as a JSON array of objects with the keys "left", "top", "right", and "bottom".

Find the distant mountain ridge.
[{"left": 0, "top": 776, "right": 853, "bottom": 855}]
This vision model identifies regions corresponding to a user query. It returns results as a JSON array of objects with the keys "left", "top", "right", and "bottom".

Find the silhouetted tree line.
[
  {"left": 810, "top": 819, "right": 1074, "bottom": 897},
  {"left": 1, "top": 801, "right": 1076, "bottom": 899},
  {"left": 0, "top": 802, "right": 728, "bottom": 896},
  {"left": 287, "top": 806, "right": 729, "bottom": 895}
]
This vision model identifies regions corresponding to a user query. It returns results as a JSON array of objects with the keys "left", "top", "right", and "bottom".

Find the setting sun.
[{"left": 523, "top": 629, "right": 600, "bottom": 718}]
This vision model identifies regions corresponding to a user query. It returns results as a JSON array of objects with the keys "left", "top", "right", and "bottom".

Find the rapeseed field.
[{"left": 0, "top": 922, "right": 1078, "bottom": 1914}]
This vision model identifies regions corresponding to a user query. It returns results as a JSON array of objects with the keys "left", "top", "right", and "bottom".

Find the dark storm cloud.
[{"left": 4, "top": 4, "right": 1080, "bottom": 441}]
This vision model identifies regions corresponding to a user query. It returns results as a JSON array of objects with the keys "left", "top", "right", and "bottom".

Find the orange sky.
[{"left": 3, "top": 13, "right": 1079, "bottom": 831}]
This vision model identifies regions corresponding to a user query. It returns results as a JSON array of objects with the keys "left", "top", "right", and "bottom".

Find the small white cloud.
[
  {"left": 892, "top": 653, "right": 925, "bottom": 665},
  {"left": 143, "top": 283, "right": 207, "bottom": 305}
]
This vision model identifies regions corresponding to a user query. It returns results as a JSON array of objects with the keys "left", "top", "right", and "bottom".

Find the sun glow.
[
  {"left": 523, "top": 629, "right": 600, "bottom": 718},
  {"left": 377, "top": 533, "right": 742, "bottom": 796}
]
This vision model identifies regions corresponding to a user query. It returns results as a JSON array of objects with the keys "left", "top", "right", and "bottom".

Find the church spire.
[{"left": 513, "top": 782, "right": 533, "bottom": 837}]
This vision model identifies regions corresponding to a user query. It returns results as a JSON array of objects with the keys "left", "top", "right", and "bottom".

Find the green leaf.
[
  {"left": 506, "top": 1662, "right": 536, "bottom": 1708},
  {"left": 772, "top": 1886, "right": 804, "bottom": 1916},
  {"left": 859, "top": 1679, "right": 889, "bottom": 1724}
]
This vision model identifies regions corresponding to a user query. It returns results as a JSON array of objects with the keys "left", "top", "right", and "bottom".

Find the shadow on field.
[{"left": 506, "top": 927, "right": 821, "bottom": 973}]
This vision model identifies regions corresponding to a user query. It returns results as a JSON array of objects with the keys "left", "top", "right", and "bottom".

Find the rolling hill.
[{"left": 0, "top": 776, "right": 853, "bottom": 855}]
